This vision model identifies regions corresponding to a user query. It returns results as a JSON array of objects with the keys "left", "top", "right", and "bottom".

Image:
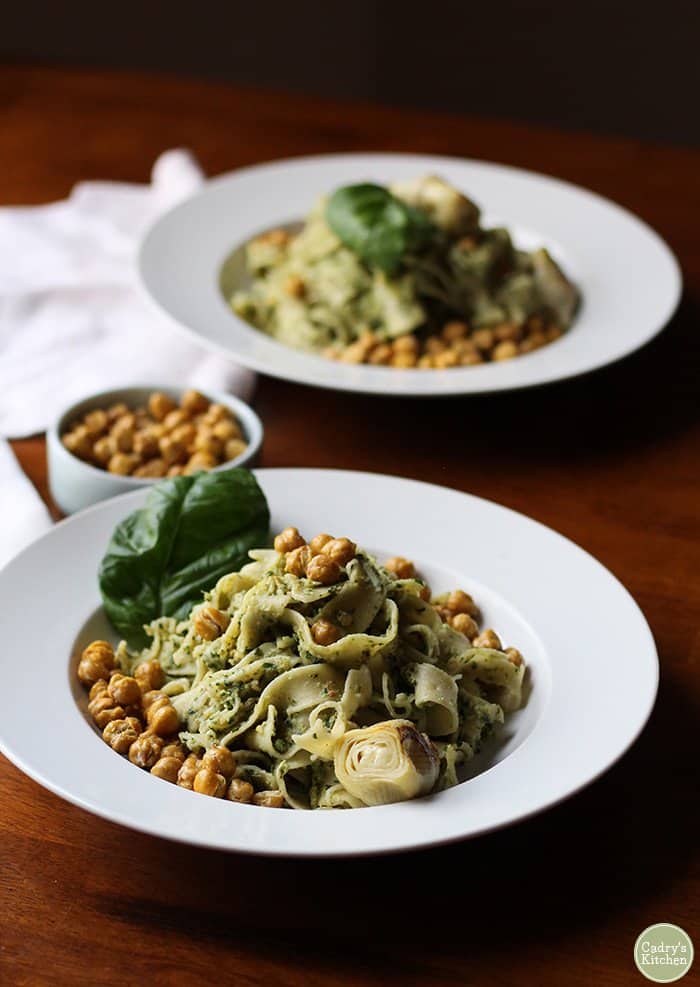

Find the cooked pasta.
[{"left": 102, "top": 533, "right": 527, "bottom": 809}]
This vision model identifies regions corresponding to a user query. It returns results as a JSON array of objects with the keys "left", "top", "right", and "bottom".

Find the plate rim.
[
  {"left": 0, "top": 468, "right": 659, "bottom": 856},
  {"left": 137, "top": 151, "right": 682, "bottom": 398}
]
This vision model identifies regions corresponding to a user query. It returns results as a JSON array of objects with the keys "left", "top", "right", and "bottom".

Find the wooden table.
[{"left": 2, "top": 66, "right": 698, "bottom": 987}]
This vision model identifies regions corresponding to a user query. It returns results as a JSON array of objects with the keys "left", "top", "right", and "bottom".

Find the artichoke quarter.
[{"left": 334, "top": 719, "right": 440, "bottom": 806}]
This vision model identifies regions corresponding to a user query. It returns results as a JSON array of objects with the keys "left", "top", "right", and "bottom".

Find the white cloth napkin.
[
  {"left": 0, "top": 440, "right": 53, "bottom": 568},
  {"left": 0, "top": 149, "right": 255, "bottom": 438}
]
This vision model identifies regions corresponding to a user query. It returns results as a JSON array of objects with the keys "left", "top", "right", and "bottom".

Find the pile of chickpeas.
[
  {"left": 77, "top": 639, "right": 284, "bottom": 807},
  {"left": 384, "top": 556, "right": 523, "bottom": 666},
  {"left": 323, "top": 316, "right": 562, "bottom": 369},
  {"left": 62, "top": 389, "right": 248, "bottom": 478}
]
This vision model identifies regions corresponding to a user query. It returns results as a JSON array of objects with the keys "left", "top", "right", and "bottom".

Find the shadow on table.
[{"left": 97, "top": 667, "right": 697, "bottom": 978}]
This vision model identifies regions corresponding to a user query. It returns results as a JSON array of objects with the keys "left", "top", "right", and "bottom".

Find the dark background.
[{"left": 2, "top": 0, "right": 698, "bottom": 145}]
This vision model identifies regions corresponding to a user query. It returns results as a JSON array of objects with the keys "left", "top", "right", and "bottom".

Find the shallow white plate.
[
  {"left": 0, "top": 469, "right": 657, "bottom": 855},
  {"left": 139, "top": 152, "right": 680, "bottom": 397}
]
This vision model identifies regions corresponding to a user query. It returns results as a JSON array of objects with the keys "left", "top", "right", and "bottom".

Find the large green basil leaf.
[
  {"left": 326, "top": 183, "right": 433, "bottom": 274},
  {"left": 98, "top": 468, "right": 270, "bottom": 648}
]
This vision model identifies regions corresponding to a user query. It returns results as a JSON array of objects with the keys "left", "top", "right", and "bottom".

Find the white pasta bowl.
[
  {"left": 0, "top": 469, "right": 658, "bottom": 856},
  {"left": 47, "top": 384, "right": 264, "bottom": 515},
  {"left": 138, "top": 152, "right": 681, "bottom": 397}
]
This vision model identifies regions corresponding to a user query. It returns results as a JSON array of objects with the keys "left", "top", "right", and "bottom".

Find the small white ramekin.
[{"left": 47, "top": 384, "right": 264, "bottom": 515}]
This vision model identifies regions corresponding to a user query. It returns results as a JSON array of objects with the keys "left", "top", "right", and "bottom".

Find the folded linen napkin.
[
  {"left": 0, "top": 149, "right": 255, "bottom": 438},
  {"left": 0, "top": 440, "right": 53, "bottom": 568}
]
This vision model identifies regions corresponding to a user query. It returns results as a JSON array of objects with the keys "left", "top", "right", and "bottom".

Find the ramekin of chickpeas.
[{"left": 47, "top": 385, "right": 263, "bottom": 515}]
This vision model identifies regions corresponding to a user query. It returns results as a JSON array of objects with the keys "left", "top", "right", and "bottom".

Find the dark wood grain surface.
[{"left": 2, "top": 65, "right": 699, "bottom": 987}]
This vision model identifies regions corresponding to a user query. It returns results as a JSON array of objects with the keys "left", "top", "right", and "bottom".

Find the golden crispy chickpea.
[
  {"left": 180, "top": 389, "right": 210, "bottom": 415},
  {"left": 460, "top": 350, "right": 484, "bottom": 366},
  {"left": 134, "top": 659, "right": 165, "bottom": 692},
  {"left": 83, "top": 409, "right": 108, "bottom": 438},
  {"left": 223, "top": 438, "right": 247, "bottom": 462},
  {"left": 384, "top": 556, "right": 416, "bottom": 579},
  {"left": 505, "top": 647, "right": 524, "bottom": 667},
  {"left": 393, "top": 334, "right": 419, "bottom": 354},
  {"left": 176, "top": 753, "right": 201, "bottom": 790},
  {"left": 103, "top": 716, "right": 141, "bottom": 754},
  {"left": 211, "top": 418, "right": 242, "bottom": 443},
  {"left": 306, "top": 554, "right": 342, "bottom": 585},
  {"left": 161, "top": 740, "right": 186, "bottom": 762},
  {"left": 473, "top": 629, "right": 503, "bottom": 650},
  {"left": 368, "top": 343, "right": 393, "bottom": 366},
  {"left": 158, "top": 435, "right": 188, "bottom": 466},
  {"left": 133, "top": 458, "right": 168, "bottom": 478},
  {"left": 311, "top": 619, "right": 341, "bottom": 646},
  {"left": 111, "top": 414, "right": 136, "bottom": 452},
  {"left": 92, "top": 435, "right": 115, "bottom": 465},
  {"left": 521, "top": 330, "right": 547, "bottom": 353},
  {"left": 274, "top": 527, "right": 306, "bottom": 553},
  {"left": 417, "top": 354, "right": 435, "bottom": 369},
  {"left": 434, "top": 349, "right": 459, "bottom": 368},
  {"left": 546, "top": 325, "right": 563, "bottom": 342},
  {"left": 322, "top": 537, "right": 356, "bottom": 567},
  {"left": 78, "top": 640, "right": 116, "bottom": 686},
  {"left": 450, "top": 612, "right": 479, "bottom": 638},
  {"left": 107, "top": 452, "right": 138, "bottom": 475},
  {"left": 163, "top": 409, "right": 190, "bottom": 433},
  {"left": 424, "top": 335, "right": 446, "bottom": 356},
  {"left": 472, "top": 328, "right": 495, "bottom": 351},
  {"left": 391, "top": 351, "right": 418, "bottom": 368},
  {"left": 492, "top": 340, "right": 518, "bottom": 361},
  {"left": 150, "top": 755, "right": 182, "bottom": 783},
  {"left": 183, "top": 452, "right": 218, "bottom": 474},
  {"left": 192, "top": 427, "right": 224, "bottom": 457},
  {"left": 147, "top": 701, "right": 180, "bottom": 737},
  {"left": 148, "top": 392, "right": 177, "bottom": 422},
  {"left": 203, "top": 403, "right": 229, "bottom": 425},
  {"left": 193, "top": 767, "right": 227, "bottom": 797},
  {"left": 202, "top": 746, "right": 236, "bottom": 779},
  {"left": 442, "top": 320, "right": 468, "bottom": 342},
  {"left": 283, "top": 275, "right": 305, "bottom": 298},
  {"left": 434, "top": 605, "right": 452, "bottom": 623},
  {"left": 259, "top": 228, "right": 290, "bottom": 248},
  {"left": 128, "top": 732, "right": 164, "bottom": 769},
  {"left": 88, "top": 679, "right": 109, "bottom": 701},
  {"left": 193, "top": 605, "right": 230, "bottom": 641},
  {"left": 252, "top": 790, "right": 285, "bottom": 808},
  {"left": 285, "top": 545, "right": 312, "bottom": 577},
  {"left": 494, "top": 322, "right": 522, "bottom": 343},
  {"left": 308, "top": 533, "right": 333, "bottom": 555},
  {"left": 141, "top": 689, "right": 167, "bottom": 712},
  {"left": 62, "top": 426, "right": 94, "bottom": 461},
  {"left": 167, "top": 464, "right": 185, "bottom": 477},
  {"left": 132, "top": 429, "right": 160, "bottom": 459},
  {"left": 340, "top": 339, "right": 371, "bottom": 364},
  {"left": 227, "top": 778, "right": 254, "bottom": 803},
  {"left": 107, "top": 673, "right": 141, "bottom": 707},
  {"left": 106, "top": 401, "right": 130, "bottom": 423},
  {"left": 447, "top": 589, "right": 479, "bottom": 617},
  {"left": 170, "top": 422, "right": 197, "bottom": 448},
  {"left": 89, "top": 695, "right": 126, "bottom": 729}
]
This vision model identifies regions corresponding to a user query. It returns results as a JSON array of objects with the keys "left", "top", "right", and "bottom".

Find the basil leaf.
[
  {"left": 98, "top": 468, "right": 270, "bottom": 648},
  {"left": 326, "top": 183, "right": 433, "bottom": 275}
]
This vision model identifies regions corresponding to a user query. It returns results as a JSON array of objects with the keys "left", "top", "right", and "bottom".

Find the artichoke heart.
[{"left": 334, "top": 719, "right": 439, "bottom": 806}]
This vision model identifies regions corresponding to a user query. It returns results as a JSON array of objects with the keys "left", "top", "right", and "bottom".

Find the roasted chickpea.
[
  {"left": 274, "top": 527, "right": 306, "bottom": 553},
  {"left": 92, "top": 435, "right": 115, "bottom": 466},
  {"left": 450, "top": 612, "right": 479, "bottom": 638},
  {"left": 393, "top": 334, "right": 419, "bottom": 354},
  {"left": 111, "top": 414, "right": 136, "bottom": 452},
  {"left": 161, "top": 740, "right": 186, "bottom": 762},
  {"left": 224, "top": 438, "right": 247, "bottom": 461},
  {"left": 368, "top": 342, "right": 393, "bottom": 366},
  {"left": 128, "top": 732, "right": 164, "bottom": 769},
  {"left": 193, "top": 767, "right": 227, "bottom": 797},
  {"left": 473, "top": 628, "right": 502, "bottom": 650},
  {"left": 78, "top": 640, "right": 116, "bottom": 686},
  {"left": 89, "top": 695, "right": 126, "bottom": 729},
  {"left": 62, "top": 426, "right": 94, "bottom": 461},
  {"left": 148, "top": 392, "right": 177, "bottom": 422},
  {"left": 177, "top": 753, "right": 201, "bottom": 790},
  {"left": 170, "top": 422, "right": 197, "bottom": 448},
  {"left": 424, "top": 335, "right": 446, "bottom": 356},
  {"left": 442, "top": 320, "right": 468, "bottom": 342},
  {"left": 203, "top": 403, "right": 229, "bottom": 425},
  {"left": 103, "top": 716, "right": 141, "bottom": 754},
  {"left": 227, "top": 778, "right": 255, "bottom": 803},
  {"left": 434, "top": 605, "right": 452, "bottom": 623},
  {"left": 492, "top": 340, "right": 518, "bottom": 361},
  {"left": 106, "top": 402, "right": 130, "bottom": 423},
  {"left": 494, "top": 322, "right": 522, "bottom": 343},
  {"left": 88, "top": 679, "right": 109, "bottom": 701},
  {"left": 184, "top": 451, "right": 218, "bottom": 473},
  {"left": 285, "top": 544, "right": 312, "bottom": 577},
  {"left": 180, "top": 389, "right": 210, "bottom": 415},
  {"left": 460, "top": 350, "right": 484, "bottom": 366},
  {"left": 133, "top": 458, "right": 168, "bottom": 478},
  {"left": 150, "top": 756, "right": 182, "bottom": 783},
  {"left": 306, "top": 554, "right": 342, "bottom": 585},
  {"left": 384, "top": 556, "right": 416, "bottom": 579},
  {"left": 391, "top": 351, "right": 418, "bottom": 368},
  {"left": 321, "top": 537, "right": 356, "bottom": 567},
  {"left": 417, "top": 355, "right": 435, "bottom": 369},
  {"left": 546, "top": 325, "right": 563, "bottom": 342},
  {"left": 472, "top": 328, "right": 495, "bottom": 351},
  {"left": 141, "top": 689, "right": 167, "bottom": 712},
  {"left": 158, "top": 435, "right": 188, "bottom": 466},
  {"left": 505, "top": 647, "right": 524, "bottom": 667},
  {"left": 83, "top": 409, "right": 108, "bottom": 438},
  {"left": 252, "top": 790, "right": 285, "bottom": 808},
  {"left": 447, "top": 589, "right": 479, "bottom": 617},
  {"left": 107, "top": 452, "right": 138, "bottom": 475},
  {"left": 168, "top": 464, "right": 185, "bottom": 477},
  {"left": 163, "top": 408, "right": 190, "bottom": 433},
  {"left": 193, "top": 606, "right": 230, "bottom": 641},
  {"left": 107, "top": 673, "right": 141, "bottom": 707},
  {"left": 132, "top": 429, "right": 160, "bottom": 459},
  {"left": 201, "top": 746, "right": 236, "bottom": 779},
  {"left": 134, "top": 659, "right": 165, "bottom": 692},
  {"left": 434, "top": 348, "right": 460, "bottom": 368},
  {"left": 309, "top": 532, "right": 333, "bottom": 555},
  {"left": 147, "top": 700, "right": 180, "bottom": 737},
  {"left": 311, "top": 619, "right": 341, "bottom": 646},
  {"left": 211, "top": 418, "right": 241, "bottom": 442}
]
